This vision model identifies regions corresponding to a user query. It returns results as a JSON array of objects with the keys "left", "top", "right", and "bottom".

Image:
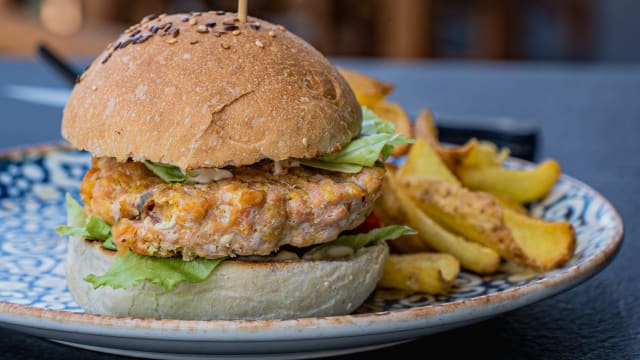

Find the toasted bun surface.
[
  {"left": 66, "top": 237, "right": 388, "bottom": 320},
  {"left": 62, "top": 12, "right": 361, "bottom": 170}
]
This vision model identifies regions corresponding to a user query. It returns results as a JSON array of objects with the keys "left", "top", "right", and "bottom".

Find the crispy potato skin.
[{"left": 81, "top": 157, "right": 384, "bottom": 259}]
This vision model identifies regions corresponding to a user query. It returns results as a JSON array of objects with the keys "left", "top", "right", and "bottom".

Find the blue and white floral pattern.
[{"left": 0, "top": 147, "right": 623, "bottom": 314}]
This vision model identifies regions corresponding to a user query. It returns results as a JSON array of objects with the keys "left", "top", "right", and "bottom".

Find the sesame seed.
[
  {"left": 166, "top": 38, "right": 177, "bottom": 44},
  {"left": 223, "top": 24, "right": 238, "bottom": 31},
  {"left": 255, "top": 39, "right": 264, "bottom": 48},
  {"left": 222, "top": 18, "right": 235, "bottom": 25},
  {"left": 170, "top": 28, "right": 180, "bottom": 37},
  {"left": 188, "top": 18, "right": 197, "bottom": 26},
  {"left": 216, "top": 10, "right": 225, "bottom": 15},
  {"left": 232, "top": 30, "right": 240, "bottom": 35},
  {"left": 302, "top": 138, "right": 308, "bottom": 146},
  {"left": 196, "top": 25, "right": 208, "bottom": 33},
  {"left": 120, "top": 39, "right": 131, "bottom": 48},
  {"left": 91, "top": 85, "right": 98, "bottom": 91},
  {"left": 191, "top": 12, "right": 201, "bottom": 16},
  {"left": 149, "top": 24, "right": 159, "bottom": 34},
  {"left": 129, "top": 29, "right": 141, "bottom": 37},
  {"left": 221, "top": 43, "right": 230, "bottom": 49},
  {"left": 133, "top": 33, "right": 153, "bottom": 44},
  {"left": 268, "top": 31, "right": 275, "bottom": 37},
  {"left": 180, "top": 16, "right": 189, "bottom": 22},
  {"left": 101, "top": 53, "right": 112, "bottom": 64},
  {"left": 190, "top": 40, "right": 199, "bottom": 45},
  {"left": 250, "top": 22, "right": 261, "bottom": 30},
  {"left": 205, "top": 21, "right": 216, "bottom": 28},
  {"left": 276, "top": 24, "right": 286, "bottom": 32}
]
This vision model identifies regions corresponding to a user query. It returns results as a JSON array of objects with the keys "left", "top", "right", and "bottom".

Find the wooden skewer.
[{"left": 238, "top": 0, "right": 248, "bottom": 23}]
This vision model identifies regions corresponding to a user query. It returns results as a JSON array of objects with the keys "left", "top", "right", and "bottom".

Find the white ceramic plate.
[{"left": 0, "top": 144, "right": 623, "bottom": 359}]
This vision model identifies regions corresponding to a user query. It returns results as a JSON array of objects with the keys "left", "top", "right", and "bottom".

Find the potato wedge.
[
  {"left": 456, "top": 159, "right": 562, "bottom": 204},
  {"left": 460, "top": 140, "right": 510, "bottom": 168},
  {"left": 413, "top": 107, "right": 439, "bottom": 141},
  {"left": 398, "top": 138, "right": 460, "bottom": 184},
  {"left": 400, "top": 176, "right": 533, "bottom": 267},
  {"left": 412, "top": 108, "right": 478, "bottom": 171},
  {"left": 378, "top": 252, "right": 460, "bottom": 294},
  {"left": 374, "top": 171, "right": 431, "bottom": 253},
  {"left": 338, "top": 67, "right": 394, "bottom": 107},
  {"left": 392, "top": 176, "right": 501, "bottom": 274},
  {"left": 494, "top": 193, "right": 529, "bottom": 214},
  {"left": 503, "top": 207, "right": 576, "bottom": 271},
  {"left": 370, "top": 101, "right": 412, "bottom": 157}
]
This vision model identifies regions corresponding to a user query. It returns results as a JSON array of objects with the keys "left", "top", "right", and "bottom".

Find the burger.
[{"left": 55, "top": 11, "right": 414, "bottom": 320}]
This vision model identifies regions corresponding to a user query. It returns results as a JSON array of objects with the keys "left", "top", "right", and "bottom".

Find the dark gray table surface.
[{"left": 0, "top": 57, "right": 638, "bottom": 359}]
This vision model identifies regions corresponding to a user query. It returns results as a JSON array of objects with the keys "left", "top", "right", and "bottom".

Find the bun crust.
[
  {"left": 62, "top": 13, "right": 361, "bottom": 169},
  {"left": 66, "top": 237, "right": 388, "bottom": 320}
]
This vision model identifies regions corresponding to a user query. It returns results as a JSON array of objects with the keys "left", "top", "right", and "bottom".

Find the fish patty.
[{"left": 80, "top": 157, "right": 385, "bottom": 259}]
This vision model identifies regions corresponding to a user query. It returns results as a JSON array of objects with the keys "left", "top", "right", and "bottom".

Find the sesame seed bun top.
[{"left": 61, "top": 12, "right": 361, "bottom": 170}]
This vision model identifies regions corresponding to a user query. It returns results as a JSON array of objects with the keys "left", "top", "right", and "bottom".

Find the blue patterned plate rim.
[{"left": 0, "top": 143, "right": 624, "bottom": 341}]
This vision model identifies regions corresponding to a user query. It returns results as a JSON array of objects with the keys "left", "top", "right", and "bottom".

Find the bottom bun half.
[{"left": 66, "top": 237, "right": 389, "bottom": 320}]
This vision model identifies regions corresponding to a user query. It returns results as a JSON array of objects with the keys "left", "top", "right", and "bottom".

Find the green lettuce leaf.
[
  {"left": 84, "top": 251, "right": 227, "bottom": 291},
  {"left": 361, "top": 106, "right": 394, "bottom": 135},
  {"left": 55, "top": 194, "right": 116, "bottom": 250},
  {"left": 302, "top": 225, "right": 416, "bottom": 259},
  {"left": 299, "top": 107, "right": 415, "bottom": 173},
  {"left": 144, "top": 161, "right": 187, "bottom": 183}
]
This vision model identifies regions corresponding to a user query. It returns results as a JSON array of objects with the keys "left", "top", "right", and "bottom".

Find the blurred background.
[{"left": 0, "top": 0, "right": 639, "bottom": 62}]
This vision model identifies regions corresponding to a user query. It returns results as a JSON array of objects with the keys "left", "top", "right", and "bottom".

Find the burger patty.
[{"left": 80, "top": 157, "right": 385, "bottom": 260}]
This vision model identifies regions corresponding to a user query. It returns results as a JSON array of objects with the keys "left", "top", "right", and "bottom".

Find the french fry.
[
  {"left": 398, "top": 138, "right": 460, "bottom": 184},
  {"left": 503, "top": 207, "right": 576, "bottom": 271},
  {"left": 370, "top": 101, "right": 412, "bottom": 157},
  {"left": 392, "top": 176, "right": 501, "bottom": 274},
  {"left": 378, "top": 252, "right": 460, "bottom": 294},
  {"left": 400, "top": 176, "right": 535, "bottom": 268},
  {"left": 456, "top": 159, "right": 562, "bottom": 204},
  {"left": 338, "top": 67, "right": 394, "bottom": 107}
]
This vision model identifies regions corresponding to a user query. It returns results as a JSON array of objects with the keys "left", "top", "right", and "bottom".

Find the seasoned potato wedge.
[
  {"left": 413, "top": 108, "right": 478, "bottom": 171},
  {"left": 503, "top": 207, "right": 576, "bottom": 271},
  {"left": 460, "top": 140, "right": 510, "bottom": 168},
  {"left": 374, "top": 171, "right": 431, "bottom": 253},
  {"left": 494, "top": 193, "right": 529, "bottom": 214},
  {"left": 400, "top": 177, "right": 535, "bottom": 267},
  {"left": 392, "top": 176, "right": 501, "bottom": 274},
  {"left": 338, "top": 67, "right": 394, "bottom": 107},
  {"left": 370, "top": 101, "right": 413, "bottom": 157},
  {"left": 398, "top": 138, "right": 460, "bottom": 184},
  {"left": 413, "top": 107, "right": 439, "bottom": 141},
  {"left": 456, "top": 159, "right": 562, "bottom": 204},
  {"left": 378, "top": 252, "right": 460, "bottom": 294}
]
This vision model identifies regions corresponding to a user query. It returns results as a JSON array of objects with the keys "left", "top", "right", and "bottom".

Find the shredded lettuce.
[
  {"left": 299, "top": 107, "right": 415, "bottom": 173},
  {"left": 55, "top": 194, "right": 116, "bottom": 250},
  {"left": 302, "top": 225, "right": 416, "bottom": 259},
  {"left": 85, "top": 251, "right": 227, "bottom": 291}
]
